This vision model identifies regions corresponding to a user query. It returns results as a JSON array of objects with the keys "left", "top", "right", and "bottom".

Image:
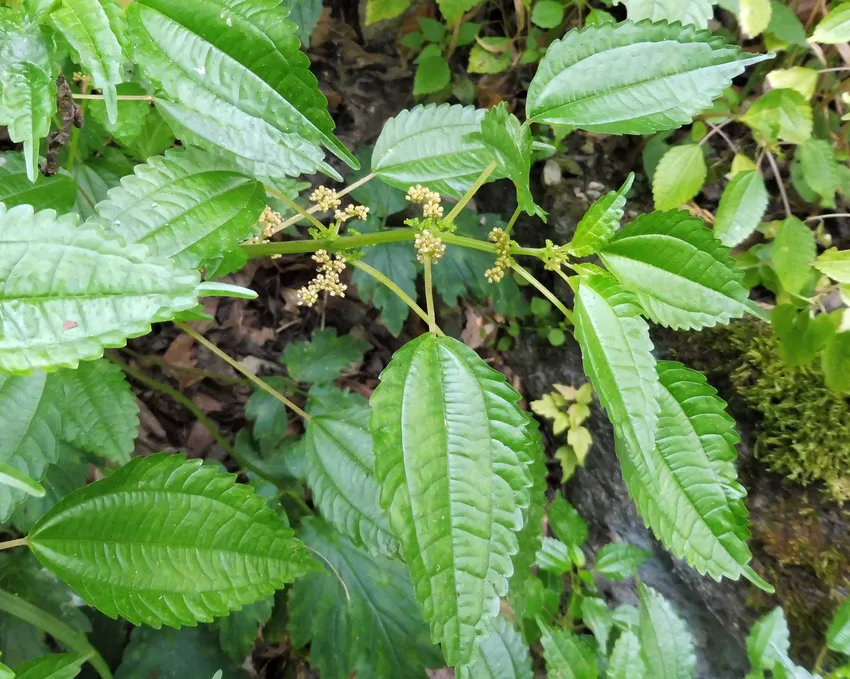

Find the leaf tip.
[{"left": 744, "top": 566, "right": 774, "bottom": 593}]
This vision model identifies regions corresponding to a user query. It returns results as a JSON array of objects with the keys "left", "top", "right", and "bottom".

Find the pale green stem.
[
  {"left": 71, "top": 93, "right": 154, "bottom": 101},
  {"left": 424, "top": 255, "right": 438, "bottom": 333},
  {"left": 266, "top": 185, "right": 327, "bottom": 233},
  {"left": 175, "top": 321, "right": 311, "bottom": 421},
  {"left": 512, "top": 262, "right": 575, "bottom": 324},
  {"left": 273, "top": 172, "right": 376, "bottom": 234},
  {"left": 0, "top": 537, "right": 27, "bottom": 551},
  {"left": 504, "top": 206, "right": 522, "bottom": 235},
  {"left": 806, "top": 213, "right": 850, "bottom": 221},
  {"left": 765, "top": 151, "right": 792, "bottom": 219},
  {"left": 349, "top": 259, "right": 439, "bottom": 332},
  {"left": 445, "top": 160, "right": 499, "bottom": 224}
]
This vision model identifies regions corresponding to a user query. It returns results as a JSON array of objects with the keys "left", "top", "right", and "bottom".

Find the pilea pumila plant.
[{"left": 0, "top": 0, "right": 801, "bottom": 675}]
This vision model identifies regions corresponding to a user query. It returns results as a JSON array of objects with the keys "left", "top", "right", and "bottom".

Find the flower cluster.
[
  {"left": 406, "top": 185, "right": 443, "bottom": 219},
  {"left": 309, "top": 186, "right": 341, "bottom": 212},
  {"left": 334, "top": 204, "right": 370, "bottom": 223},
  {"left": 297, "top": 250, "right": 347, "bottom": 306},
  {"left": 414, "top": 230, "right": 446, "bottom": 263},
  {"left": 542, "top": 239, "right": 570, "bottom": 271},
  {"left": 73, "top": 72, "right": 91, "bottom": 88},
  {"left": 244, "top": 206, "right": 286, "bottom": 258},
  {"left": 485, "top": 228, "right": 513, "bottom": 283}
]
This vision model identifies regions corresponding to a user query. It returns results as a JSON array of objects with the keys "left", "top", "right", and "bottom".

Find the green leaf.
[
  {"left": 766, "top": 1, "right": 807, "bottom": 45},
  {"left": 569, "top": 174, "right": 634, "bottom": 257},
  {"left": 600, "top": 210, "right": 763, "bottom": 329},
  {"left": 615, "top": 0, "right": 714, "bottom": 27},
  {"left": 742, "top": 89, "right": 812, "bottom": 145},
  {"left": 531, "top": 0, "right": 564, "bottom": 28},
  {"left": 121, "top": 107, "right": 176, "bottom": 162},
  {"left": 418, "top": 17, "right": 446, "bottom": 42},
  {"left": 739, "top": 0, "right": 772, "bottom": 38},
  {"left": 548, "top": 492, "right": 587, "bottom": 548},
  {"left": 594, "top": 543, "right": 651, "bottom": 580},
  {"left": 369, "top": 334, "right": 535, "bottom": 666},
  {"left": 766, "top": 67, "right": 818, "bottom": 100},
  {"left": 14, "top": 653, "right": 87, "bottom": 679},
  {"left": 438, "top": 0, "right": 483, "bottom": 23},
  {"left": 305, "top": 407, "right": 399, "bottom": 558},
  {"left": 822, "top": 331, "right": 850, "bottom": 394},
  {"left": 0, "top": 204, "right": 200, "bottom": 373},
  {"left": 526, "top": 21, "right": 769, "bottom": 134},
  {"left": 747, "top": 607, "right": 790, "bottom": 670},
  {"left": 828, "top": 599, "right": 850, "bottom": 654},
  {"left": 462, "top": 614, "right": 532, "bottom": 679},
  {"left": 349, "top": 146, "right": 408, "bottom": 219},
  {"left": 216, "top": 596, "right": 273, "bottom": 661},
  {"left": 0, "top": 153, "right": 76, "bottom": 212},
  {"left": 28, "top": 453, "right": 314, "bottom": 628},
  {"left": 415, "top": 55, "right": 451, "bottom": 96},
  {"left": 289, "top": 517, "right": 441, "bottom": 679},
  {"left": 772, "top": 305, "right": 836, "bottom": 367},
  {"left": 815, "top": 248, "right": 850, "bottom": 284},
  {"left": 365, "top": 0, "right": 411, "bottom": 24},
  {"left": 0, "top": 372, "right": 62, "bottom": 522},
  {"left": 73, "top": 148, "right": 135, "bottom": 220},
  {"left": 478, "top": 102, "right": 544, "bottom": 218},
  {"left": 0, "top": 6, "right": 58, "bottom": 181},
  {"left": 714, "top": 170, "right": 769, "bottom": 247},
  {"left": 619, "top": 362, "right": 766, "bottom": 587},
  {"left": 91, "top": 148, "right": 265, "bottom": 270},
  {"left": 0, "top": 463, "right": 45, "bottom": 498},
  {"left": 127, "top": 0, "right": 356, "bottom": 178},
  {"left": 535, "top": 537, "right": 574, "bottom": 574},
  {"left": 53, "top": 359, "right": 139, "bottom": 463},
  {"left": 11, "top": 446, "right": 88, "bottom": 534},
  {"left": 49, "top": 0, "right": 125, "bottom": 123},
  {"left": 811, "top": 2, "right": 850, "bottom": 43},
  {"left": 244, "top": 377, "right": 290, "bottom": 443},
  {"left": 609, "top": 630, "right": 646, "bottom": 679},
  {"left": 114, "top": 626, "right": 247, "bottom": 679},
  {"left": 87, "top": 83, "right": 154, "bottom": 145},
  {"left": 353, "top": 242, "right": 417, "bottom": 335},
  {"left": 372, "top": 104, "right": 501, "bottom": 199},
  {"left": 638, "top": 582, "right": 695, "bottom": 679},
  {"left": 468, "top": 38, "right": 512, "bottom": 74},
  {"left": 281, "top": 328, "right": 370, "bottom": 384},
  {"left": 795, "top": 139, "right": 839, "bottom": 204},
  {"left": 538, "top": 621, "right": 599, "bottom": 679},
  {"left": 574, "top": 275, "right": 659, "bottom": 465},
  {"left": 283, "top": 0, "right": 323, "bottom": 47},
  {"left": 773, "top": 216, "right": 816, "bottom": 295},
  {"left": 652, "top": 145, "right": 706, "bottom": 210},
  {"left": 581, "top": 597, "right": 614, "bottom": 652}
]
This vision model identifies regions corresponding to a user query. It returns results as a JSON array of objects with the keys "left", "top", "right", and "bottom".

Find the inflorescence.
[
  {"left": 485, "top": 227, "right": 513, "bottom": 283},
  {"left": 297, "top": 250, "right": 347, "bottom": 307}
]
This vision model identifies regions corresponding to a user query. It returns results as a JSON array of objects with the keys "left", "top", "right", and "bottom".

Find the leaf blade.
[
  {"left": 713, "top": 170, "right": 769, "bottom": 247},
  {"left": 638, "top": 582, "right": 695, "bottom": 679}
]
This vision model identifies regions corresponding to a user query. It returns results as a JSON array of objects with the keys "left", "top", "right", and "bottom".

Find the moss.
[{"left": 668, "top": 321, "right": 850, "bottom": 498}]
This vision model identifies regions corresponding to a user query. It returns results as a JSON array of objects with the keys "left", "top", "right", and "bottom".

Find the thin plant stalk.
[
  {"left": 349, "top": 259, "right": 438, "bottom": 332},
  {"left": 512, "top": 262, "right": 575, "bottom": 324}
]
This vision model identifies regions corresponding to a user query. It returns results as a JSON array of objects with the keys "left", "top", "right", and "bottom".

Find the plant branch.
[
  {"left": 424, "top": 255, "right": 438, "bottom": 334},
  {"left": 445, "top": 160, "right": 499, "bottom": 224},
  {"left": 349, "top": 259, "right": 438, "bottom": 331},
  {"left": 265, "top": 185, "right": 326, "bottom": 233},
  {"left": 806, "top": 213, "right": 850, "bottom": 221},
  {"left": 174, "top": 322, "right": 311, "bottom": 421},
  {"left": 107, "top": 352, "right": 237, "bottom": 457},
  {"left": 765, "top": 151, "right": 792, "bottom": 219},
  {"left": 273, "top": 172, "right": 377, "bottom": 233},
  {"left": 71, "top": 93, "right": 154, "bottom": 101},
  {"left": 512, "top": 262, "right": 575, "bottom": 324},
  {"left": 0, "top": 537, "right": 27, "bottom": 551},
  {"left": 702, "top": 120, "right": 739, "bottom": 154},
  {"left": 504, "top": 206, "right": 522, "bottom": 235},
  {"left": 305, "top": 546, "right": 351, "bottom": 603}
]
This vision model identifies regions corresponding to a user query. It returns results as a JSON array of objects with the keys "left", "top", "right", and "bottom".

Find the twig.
[
  {"left": 0, "top": 537, "right": 27, "bottom": 551},
  {"left": 504, "top": 206, "right": 522, "bottom": 235},
  {"left": 445, "top": 160, "right": 498, "bottom": 223},
  {"left": 511, "top": 263, "right": 575, "bottom": 324},
  {"left": 701, "top": 120, "right": 740, "bottom": 154},
  {"left": 266, "top": 185, "right": 326, "bottom": 233},
  {"left": 305, "top": 546, "right": 351, "bottom": 603},
  {"left": 765, "top": 151, "right": 792, "bottom": 219},
  {"left": 349, "top": 259, "right": 437, "bottom": 331},
  {"left": 71, "top": 93, "right": 154, "bottom": 102},
  {"left": 174, "top": 322, "right": 311, "bottom": 421},
  {"left": 806, "top": 213, "right": 850, "bottom": 222},
  {"left": 273, "top": 172, "right": 376, "bottom": 233},
  {"left": 424, "top": 255, "right": 438, "bottom": 334}
]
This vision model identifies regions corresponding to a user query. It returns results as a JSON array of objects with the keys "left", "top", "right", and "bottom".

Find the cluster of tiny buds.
[
  {"left": 72, "top": 72, "right": 91, "bottom": 88},
  {"left": 297, "top": 250, "right": 347, "bottom": 306},
  {"left": 415, "top": 229, "right": 446, "bottom": 264},
  {"left": 245, "top": 206, "right": 285, "bottom": 258},
  {"left": 309, "top": 186, "right": 341, "bottom": 212},
  {"left": 334, "top": 204, "right": 370, "bottom": 223},
  {"left": 485, "top": 228, "right": 513, "bottom": 283},
  {"left": 406, "top": 185, "right": 443, "bottom": 219}
]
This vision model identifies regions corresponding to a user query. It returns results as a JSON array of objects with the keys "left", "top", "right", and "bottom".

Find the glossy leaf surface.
[
  {"left": 638, "top": 582, "right": 695, "bottom": 679},
  {"left": 713, "top": 170, "right": 768, "bottom": 247},
  {"left": 570, "top": 174, "right": 633, "bottom": 257},
  {"left": 370, "top": 334, "right": 534, "bottom": 666},
  {"left": 0, "top": 153, "right": 76, "bottom": 212},
  {"left": 29, "top": 454, "right": 314, "bottom": 628},
  {"left": 652, "top": 145, "right": 706, "bottom": 210},
  {"left": 463, "top": 615, "right": 533, "bottom": 679}
]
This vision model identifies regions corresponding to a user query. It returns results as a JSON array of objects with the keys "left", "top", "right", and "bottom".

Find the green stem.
[
  {"left": 0, "top": 537, "right": 27, "bottom": 551},
  {"left": 71, "top": 93, "right": 154, "bottom": 101},
  {"left": 174, "top": 322, "right": 311, "bottom": 421},
  {"left": 512, "top": 262, "right": 575, "bottom": 324},
  {"left": 0, "top": 588, "right": 113, "bottom": 679},
  {"left": 445, "top": 160, "right": 499, "bottom": 224},
  {"left": 266, "top": 185, "right": 326, "bottom": 233},
  {"left": 424, "top": 255, "right": 438, "bottom": 334},
  {"left": 108, "top": 352, "right": 236, "bottom": 457},
  {"left": 349, "top": 259, "right": 438, "bottom": 332},
  {"left": 814, "top": 643, "right": 829, "bottom": 674},
  {"left": 504, "top": 206, "right": 522, "bottom": 235},
  {"left": 273, "top": 172, "right": 377, "bottom": 233}
]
